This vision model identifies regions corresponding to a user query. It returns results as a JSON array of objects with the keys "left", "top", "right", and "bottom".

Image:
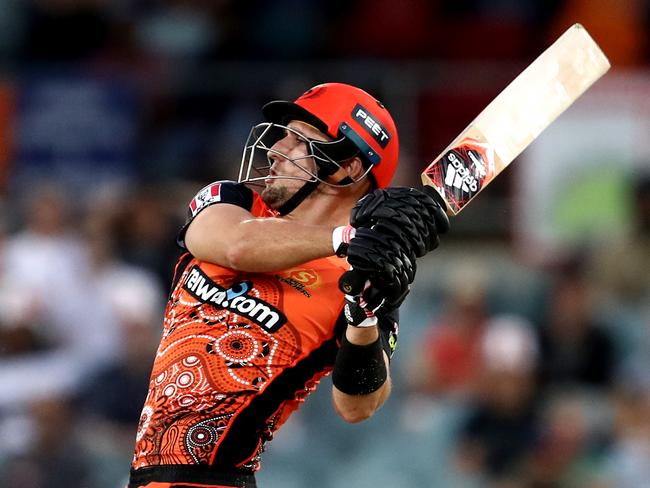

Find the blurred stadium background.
[{"left": 0, "top": 1, "right": 649, "bottom": 487}]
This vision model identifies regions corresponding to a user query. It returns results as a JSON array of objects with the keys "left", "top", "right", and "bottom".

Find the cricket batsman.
[{"left": 128, "top": 82, "right": 449, "bottom": 488}]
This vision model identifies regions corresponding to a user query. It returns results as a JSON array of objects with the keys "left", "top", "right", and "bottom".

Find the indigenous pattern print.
[
  {"left": 132, "top": 181, "right": 350, "bottom": 472},
  {"left": 131, "top": 181, "right": 398, "bottom": 478},
  {"left": 132, "top": 255, "right": 349, "bottom": 470}
]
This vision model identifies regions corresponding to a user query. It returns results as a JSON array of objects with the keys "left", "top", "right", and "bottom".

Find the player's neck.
[{"left": 285, "top": 185, "right": 368, "bottom": 226}]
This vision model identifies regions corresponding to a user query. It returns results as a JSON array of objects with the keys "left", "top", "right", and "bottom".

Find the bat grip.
[{"left": 338, "top": 269, "right": 367, "bottom": 296}]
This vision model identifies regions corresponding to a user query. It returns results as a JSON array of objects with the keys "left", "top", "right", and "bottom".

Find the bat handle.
[{"left": 338, "top": 269, "right": 367, "bottom": 296}]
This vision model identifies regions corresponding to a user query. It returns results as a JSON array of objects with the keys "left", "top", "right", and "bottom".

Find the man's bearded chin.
[{"left": 261, "top": 185, "right": 291, "bottom": 209}]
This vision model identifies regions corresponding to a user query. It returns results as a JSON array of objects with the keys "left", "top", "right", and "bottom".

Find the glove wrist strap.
[
  {"left": 332, "top": 225, "right": 356, "bottom": 257},
  {"left": 344, "top": 294, "right": 378, "bottom": 328}
]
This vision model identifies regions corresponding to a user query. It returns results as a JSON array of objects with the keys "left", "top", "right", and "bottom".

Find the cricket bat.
[
  {"left": 339, "top": 23, "right": 610, "bottom": 295},
  {"left": 422, "top": 23, "right": 610, "bottom": 216}
]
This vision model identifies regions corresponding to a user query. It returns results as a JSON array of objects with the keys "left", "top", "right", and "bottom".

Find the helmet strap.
[
  {"left": 276, "top": 164, "right": 337, "bottom": 215},
  {"left": 335, "top": 176, "right": 354, "bottom": 185},
  {"left": 327, "top": 164, "right": 354, "bottom": 187},
  {"left": 276, "top": 178, "right": 321, "bottom": 216},
  {"left": 275, "top": 140, "right": 369, "bottom": 215}
]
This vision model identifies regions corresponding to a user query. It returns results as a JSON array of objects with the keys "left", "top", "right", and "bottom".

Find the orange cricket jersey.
[{"left": 130, "top": 182, "right": 351, "bottom": 481}]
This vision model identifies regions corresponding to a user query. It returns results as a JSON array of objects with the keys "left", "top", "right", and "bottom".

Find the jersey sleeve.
[{"left": 177, "top": 181, "right": 254, "bottom": 249}]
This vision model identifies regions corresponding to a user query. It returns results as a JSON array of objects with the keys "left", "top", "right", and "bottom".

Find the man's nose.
[
  {"left": 266, "top": 150, "right": 284, "bottom": 173},
  {"left": 267, "top": 136, "right": 291, "bottom": 165}
]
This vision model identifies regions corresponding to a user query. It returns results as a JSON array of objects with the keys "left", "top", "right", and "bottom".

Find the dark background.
[{"left": 0, "top": 1, "right": 649, "bottom": 487}]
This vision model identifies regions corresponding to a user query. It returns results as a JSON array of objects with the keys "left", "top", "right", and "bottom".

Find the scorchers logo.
[{"left": 183, "top": 266, "right": 287, "bottom": 333}]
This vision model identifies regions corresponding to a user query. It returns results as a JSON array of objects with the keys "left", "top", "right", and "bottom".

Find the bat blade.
[
  {"left": 338, "top": 24, "right": 610, "bottom": 296},
  {"left": 422, "top": 23, "right": 610, "bottom": 216}
]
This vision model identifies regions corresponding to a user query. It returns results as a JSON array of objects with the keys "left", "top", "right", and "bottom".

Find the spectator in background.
[
  {"left": 1, "top": 183, "right": 121, "bottom": 366},
  {"left": 410, "top": 264, "right": 490, "bottom": 399},
  {"left": 537, "top": 261, "right": 618, "bottom": 392},
  {"left": 526, "top": 393, "right": 610, "bottom": 488},
  {"left": 80, "top": 201, "right": 164, "bottom": 429},
  {"left": 135, "top": 0, "right": 222, "bottom": 65},
  {"left": 604, "top": 375, "right": 650, "bottom": 488},
  {"left": 77, "top": 231, "right": 164, "bottom": 488},
  {"left": 0, "top": 282, "right": 50, "bottom": 356},
  {"left": 454, "top": 315, "right": 541, "bottom": 487},
  {"left": 109, "top": 186, "right": 181, "bottom": 285},
  {"left": 0, "top": 395, "right": 93, "bottom": 488},
  {"left": 0, "top": 183, "right": 165, "bottom": 408},
  {"left": 2, "top": 184, "right": 93, "bottom": 351}
]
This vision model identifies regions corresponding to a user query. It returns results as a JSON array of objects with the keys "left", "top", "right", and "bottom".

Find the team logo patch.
[
  {"left": 274, "top": 269, "right": 319, "bottom": 297},
  {"left": 352, "top": 104, "right": 390, "bottom": 148},
  {"left": 287, "top": 269, "right": 319, "bottom": 287},
  {"left": 183, "top": 266, "right": 287, "bottom": 333},
  {"left": 274, "top": 275, "right": 311, "bottom": 298},
  {"left": 189, "top": 183, "right": 221, "bottom": 217}
]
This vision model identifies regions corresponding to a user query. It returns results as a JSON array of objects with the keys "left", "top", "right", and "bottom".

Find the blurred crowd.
[{"left": 0, "top": 1, "right": 649, "bottom": 488}]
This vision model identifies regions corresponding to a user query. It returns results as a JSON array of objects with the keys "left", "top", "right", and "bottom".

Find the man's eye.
[{"left": 288, "top": 133, "right": 307, "bottom": 146}]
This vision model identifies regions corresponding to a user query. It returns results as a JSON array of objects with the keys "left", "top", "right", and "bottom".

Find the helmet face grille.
[
  {"left": 238, "top": 123, "right": 372, "bottom": 188},
  {"left": 238, "top": 123, "right": 318, "bottom": 187}
]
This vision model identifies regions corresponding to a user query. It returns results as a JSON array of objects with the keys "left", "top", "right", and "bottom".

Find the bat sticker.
[{"left": 424, "top": 138, "right": 496, "bottom": 214}]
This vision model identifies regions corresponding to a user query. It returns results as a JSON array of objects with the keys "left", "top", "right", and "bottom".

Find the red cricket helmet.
[{"left": 262, "top": 83, "right": 400, "bottom": 188}]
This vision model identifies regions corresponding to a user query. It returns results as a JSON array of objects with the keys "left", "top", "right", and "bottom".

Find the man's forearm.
[
  {"left": 331, "top": 326, "right": 391, "bottom": 423},
  {"left": 186, "top": 205, "right": 337, "bottom": 271},
  {"left": 225, "top": 218, "right": 335, "bottom": 271}
]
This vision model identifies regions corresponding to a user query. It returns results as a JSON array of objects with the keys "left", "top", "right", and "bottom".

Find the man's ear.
[
  {"left": 325, "top": 156, "right": 367, "bottom": 186},
  {"left": 345, "top": 156, "right": 367, "bottom": 180}
]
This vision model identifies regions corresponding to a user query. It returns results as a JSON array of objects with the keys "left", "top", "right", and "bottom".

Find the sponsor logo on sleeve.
[
  {"left": 189, "top": 183, "right": 222, "bottom": 217},
  {"left": 183, "top": 266, "right": 287, "bottom": 333}
]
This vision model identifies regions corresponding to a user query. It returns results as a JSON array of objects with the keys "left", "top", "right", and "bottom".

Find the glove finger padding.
[
  {"left": 421, "top": 186, "right": 451, "bottom": 235},
  {"left": 351, "top": 187, "right": 450, "bottom": 256},
  {"left": 363, "top": 219, "right": 418, "bottom": 267},
  {"left": 369, "top": 198, "right": 437, "bottom": 256},
  {"left": 387, "top": 186, "right": 451, "bottom": 236},
  {"left": 368, "top": 247, "right": 415, "bottom": 289},
  {"left": 369, "top": 211, "right": 428, "bottom": 258},
  {"left": 362, "top": 274, "right": 410, "bottom": 313},
  {"left": 351, "top": 189, "right": 388, "bottom": 224},
  {"left": 345, "top": 228, "right": 401, "bottom": 270},
  {"left": 346, "top": 228, "right": 414, "bottom": 281},
  {"left": 345, "top": 228, "right": 415, "bottom": 311}
]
